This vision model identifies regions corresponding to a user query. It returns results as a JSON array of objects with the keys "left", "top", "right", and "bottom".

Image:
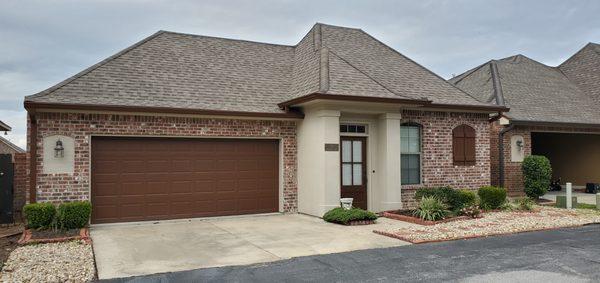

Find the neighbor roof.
[
  {"left": 0, "top": 136, "right": 25, "bottom": 153},
  {"left": 0, "top": 120, "right": 11, "bottom": 132},
  {"left": 25, "top": 23, "right": 502, "bottom": 117},
  {"left": 450, "top": 43, "right": 600, "bottom": 126}
]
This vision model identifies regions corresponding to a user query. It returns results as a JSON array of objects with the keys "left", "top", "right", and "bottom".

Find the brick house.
[
  {"left": 0, "top": 121, "right": 27, "bottom": 217},
  {"left": 25, "top": 23, "right": 505, "bottom": 224},
  {"left": 450, "top": 43, "right": 600, "bottom": 195}
]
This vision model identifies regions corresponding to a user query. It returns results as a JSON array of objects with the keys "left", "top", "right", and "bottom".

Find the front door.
[{"left": 340, "top": 137, "right": 367, "bottom": 210}]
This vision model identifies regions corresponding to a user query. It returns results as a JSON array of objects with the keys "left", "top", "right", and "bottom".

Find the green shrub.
[
  {"left": 414, "top": 186, "right": 461, "bottom": 210},
  {"left": 413, "top": 196, "right": 448, "bottom": 221},
  {"left": 522, "top": 155, "right": 552, "bottom": 199},
  {"left": 516, "top": 197, "right": 535, "bottom": 211},
  {"left": 323, "top": 207, "right": 377, "bottom": 225},
  {"left": 23, "top": 203, "right": 56, "bottom": 229},
  {"left": 57, "top": 201, "right": 92, "bottom": 229},
  {"left": 456, "top": 189, "right": 478, "bottom": 208},
  {"left": 478, "top": 186, "right": 507, "bottom": 210}
]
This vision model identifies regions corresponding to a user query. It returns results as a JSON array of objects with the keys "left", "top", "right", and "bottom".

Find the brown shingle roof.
[
  {"left": 26, "top": 23, "right": 498, "bottom": 115},
  {"left": 450, "top": 46, "right": 600, "bottom": 125}
]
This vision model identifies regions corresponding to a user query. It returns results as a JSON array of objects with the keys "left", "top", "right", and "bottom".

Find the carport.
[{"left": 531, "top": 132, "right": 600, "bottom": 189}]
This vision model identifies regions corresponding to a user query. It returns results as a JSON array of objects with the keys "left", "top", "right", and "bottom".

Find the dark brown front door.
[
  {"left": 340, "top": 136, "right": 367, "bottom": 210},
  {"left": 91, "top": 137, "right": 279, "bottom": 224}
]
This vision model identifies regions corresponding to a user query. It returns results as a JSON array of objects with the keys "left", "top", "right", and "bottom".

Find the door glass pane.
[
  {"left": 342, "top": 140, "right": 351, "bottom": 162},
  {"left": 353, "top": 164, "right": 362, "bottom": 185},
  {"left": 352, "top": 141, "right": 362, "bottom": 162},
  {"left": 342, "top": 164, "right": 352, "bottom": 186}
]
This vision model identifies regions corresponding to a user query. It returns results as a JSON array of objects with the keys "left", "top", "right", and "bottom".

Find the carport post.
[{"left": 566, "top": 182, "right": 572, "bottom": 209}]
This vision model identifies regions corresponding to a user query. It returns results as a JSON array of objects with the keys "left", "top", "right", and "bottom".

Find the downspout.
[
  {"left": 498, "top": 124, "right": 514, "bottom": 188},
  {"left": 28, "top": 112, "right": 37, "bottom": 203}
]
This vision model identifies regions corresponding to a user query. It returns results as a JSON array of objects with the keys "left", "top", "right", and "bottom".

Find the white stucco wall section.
[
  {"left": 376, "top": 113, "right": 403, "bottom": 211},
  {"left": 297, "top": 109, "right": 341, "bottom": 217}
]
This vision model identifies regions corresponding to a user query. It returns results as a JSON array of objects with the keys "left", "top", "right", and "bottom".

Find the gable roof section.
[
  {"left": 558, "top": 42, "right": 600, "bottom": 100},
  {"left": 26, "top": 23, "right": 503, "bottom": 116},
  {"left": 450, "top": 51, "right": 600, "bottom": 125},
  {"left": 0, "top": 136, "right": 25, "bottom": 153}
]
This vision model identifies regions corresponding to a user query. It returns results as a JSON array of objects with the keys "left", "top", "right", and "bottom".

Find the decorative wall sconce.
[
  {"left": 54, "top": 139, "right": 65, "bottom": 158},
  {"left": 516, "top": 140, "right": 524, "bottom": 151}
]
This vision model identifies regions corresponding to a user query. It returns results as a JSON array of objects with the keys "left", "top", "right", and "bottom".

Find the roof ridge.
[
  {"left": 26, "top": 31, "right": 167, "bottom": 100},
  {"left": 161, "top": 30, "right": 295, "bottom": 48},
  {"left": 356, "top": 29, "right": 490, "bottom": 106},
  {"left": 449, "top": 60, "right": 492, "bottom": 85},
  {"left": 489, "top": 60, "right": 505, "bottom": 106},
  {"left": 559, "top": 42, "right": 600, "bottom": 68},
  {"left": 327, "top": 49, "right": 411, "bottom": 99},
  {"left": 0, "top": 136, "right": 25, "bottom": 153}
]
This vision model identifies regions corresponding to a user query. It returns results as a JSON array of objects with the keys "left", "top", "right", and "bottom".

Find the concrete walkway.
[
  {"left": 543, "top": 190, "right": 599, "bottom": 205},
  {"left": 91, "top": 214, "right": 411, "bottom": 279}
]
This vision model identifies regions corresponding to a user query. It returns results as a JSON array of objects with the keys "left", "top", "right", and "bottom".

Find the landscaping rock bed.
[
  {"left": 18, "top": 228, "right": 90, "bottom": 245},
  {"left": 0, "top": 240, "right": 95, "bottom": 282},
  {"left": 383, "top": 210, "right": 470, "bottom": 226},
  {"left": 375, "top": 207, "right": 600, "bottom": 243}
]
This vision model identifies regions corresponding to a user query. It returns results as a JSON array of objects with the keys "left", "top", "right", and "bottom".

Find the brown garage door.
[{"left": 91, "top": 137, "right": 279, "bottom": 224}]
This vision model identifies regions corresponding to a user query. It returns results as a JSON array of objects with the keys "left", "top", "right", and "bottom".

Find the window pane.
[
  {"left": 357, "top": 125, "right": 366, "bottom": 133},
  {"left": 408, "top": 136, "right": 420, "bottom": 153},
  {"left": 342, "top": 140, "right": 351, "bottom": 162},
  {"left": 340, "top": 125, "right": 348, "bottom": 132},
  {"left": 352, "top": 141, "right": 362, "bottom": 162},
  {"left": 348, "top": 125, "right": 357, "bottom": 132},
  {"left": 353, "top": 164, "right": 362, "bottom": 185},
  {"left": 342, "top": 164, "right": 352, "bottom": 186},
  {"left": 409, "top": 127, "right": 419, "bottom": 138},
  {"left": 401, "top": 136, "right": 409, "bottom": 153},
  {"left": 401, "top": 126, "right": 409, "bottom": 137},
  {"left": 401, "top": 154, "right": 420, "bottom": 185}
]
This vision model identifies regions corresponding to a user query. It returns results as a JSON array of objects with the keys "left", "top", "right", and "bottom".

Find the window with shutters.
[
  {"left": 452, "top": 124, "right": 476, "bottom": 166},
  {"left": 401, "top": 123, "right": 421, "bottom": 185}
]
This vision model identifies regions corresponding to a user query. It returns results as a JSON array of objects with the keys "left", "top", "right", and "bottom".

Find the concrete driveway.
[
  {"left": 543, "top": 190, "right": 598, "bottom": 205},
  {"left": 91, "top": 214, "right": 410, "bottom": 279}
]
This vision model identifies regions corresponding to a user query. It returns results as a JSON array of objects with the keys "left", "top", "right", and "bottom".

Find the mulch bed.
[
  {"left": 18, "top": 228, "right": 90, "bottom": 245},
  {"left": 382, "top": 210, "right": 470, "bottom": 226},
  {"left": 0, "top": 235, "right": 20, "bottom": 271}
]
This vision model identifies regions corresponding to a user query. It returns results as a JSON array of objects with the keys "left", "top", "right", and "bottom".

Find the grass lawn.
[{"left": 576, "top": 203, "right": 599, "bottom": 210}]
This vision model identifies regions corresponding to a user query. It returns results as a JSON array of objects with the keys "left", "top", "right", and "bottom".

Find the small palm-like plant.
[{"left": 413, "top": 196, "right": 448, "bottom": 221}]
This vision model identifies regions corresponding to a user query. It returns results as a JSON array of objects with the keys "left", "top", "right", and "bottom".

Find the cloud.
[{"left": 1, "top": 0, "right": 599, "bottom": 149}]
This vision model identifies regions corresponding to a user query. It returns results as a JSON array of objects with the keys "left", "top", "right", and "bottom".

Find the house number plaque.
[{"left": 324, "top": 143, "right": 339, "bottom": 151}]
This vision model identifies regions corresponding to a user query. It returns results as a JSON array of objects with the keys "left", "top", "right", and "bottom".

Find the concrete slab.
[
  {"left": 91, "top": 214, "right": 410, "bottom": 279},
  {"left": 543, "top": 191, "right": 598, "bottom": 205}
]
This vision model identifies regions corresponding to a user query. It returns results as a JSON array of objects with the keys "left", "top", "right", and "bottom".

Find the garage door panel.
[{"left": 92, "top": 137, "right": 279, "bottom": 224}]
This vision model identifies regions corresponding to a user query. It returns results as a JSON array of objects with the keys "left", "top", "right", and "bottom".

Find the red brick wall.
[
  {"left": 30, "top": 112, "right": 298, "bottom": 212},
  {"left": 13, "top": 152, "right": 27, "bottom": 213},
  {"left": 400, "top": 110, "right": 491, "bottom": 208}
]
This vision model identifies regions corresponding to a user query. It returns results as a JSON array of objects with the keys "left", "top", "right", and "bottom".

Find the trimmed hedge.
[
  {"left": 478, "top": 186, "right": 507, "bottom": 210},
  {"left": 522, "top": 155, "right": 552, "bottom": 199},
  {"left": 323, "top": 207, "right": 377, "bottom": 225},
  {"left": 456, "top": 189, "right": 478, "bottom": 208},
  {"left": 58, "top": 201, "right": 92, "bottom": 229},
  {"left": 414, "top": 186, "right": 460, "bottom": 210},
  {"left": 23, "top": 203, "right": 56, "bottom": 229}
]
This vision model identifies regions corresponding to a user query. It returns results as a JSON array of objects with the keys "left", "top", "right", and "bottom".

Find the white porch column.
[
  {"left": 319, "top": 110, "right": 342, "bottom": 214},
  {"left": 377, "top": 113, "right": 402, "bottom": 211},
  {"left": 297, "top": 108, "right": 341, "bottom": 217}
]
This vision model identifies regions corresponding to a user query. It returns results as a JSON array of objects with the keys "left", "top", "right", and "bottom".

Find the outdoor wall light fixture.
[
  {"left": 54, "top": 139, "right": 65, "bottom": 158},
  {"left": 516, "top": 140, "right": 524, "bottom": 151}
]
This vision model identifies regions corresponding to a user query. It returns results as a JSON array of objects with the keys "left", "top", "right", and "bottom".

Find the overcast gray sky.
[{"left": 1, "top": 0, "right": 599, "bottom": 148}]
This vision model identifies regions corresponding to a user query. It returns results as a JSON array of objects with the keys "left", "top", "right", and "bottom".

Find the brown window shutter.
[{"left": 453, "top": 125, "right": 476, "bottom": 166}]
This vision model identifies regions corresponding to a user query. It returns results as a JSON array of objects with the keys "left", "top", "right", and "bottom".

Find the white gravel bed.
[
  {"left": 0, "top": 240, "right": 95, "bottom": 282},
  {"left": 376, "top": 207, "right": 600, "bottom": 243}
]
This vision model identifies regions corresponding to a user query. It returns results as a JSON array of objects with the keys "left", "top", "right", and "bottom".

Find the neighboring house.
[
  {"left": 0, "top": 121, "right": 27, "bottom": 216},
  {"left": 25, "top": 23, "right": 505, "bottom": 224},
  {"left": 450, "top": 43, "right": 600, "bottom": 194}
]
